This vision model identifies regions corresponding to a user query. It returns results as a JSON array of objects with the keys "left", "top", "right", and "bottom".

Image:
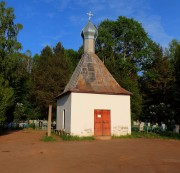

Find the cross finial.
[{"left": 87, "top": 11, "right": 93, "bottom": 21}]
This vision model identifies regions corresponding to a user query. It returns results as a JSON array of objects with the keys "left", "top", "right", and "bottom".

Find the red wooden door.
[{"left": 94, "top": 110, "right": 111, "bottom": 136}]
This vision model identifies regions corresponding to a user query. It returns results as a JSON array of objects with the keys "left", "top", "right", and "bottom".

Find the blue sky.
[{"left": 5, "top": 0, "right": 180, "bottom": 56}]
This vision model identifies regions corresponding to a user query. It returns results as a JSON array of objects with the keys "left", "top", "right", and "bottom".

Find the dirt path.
[{"left": 0, "top": 130, "right": 180, "bottom": 173}]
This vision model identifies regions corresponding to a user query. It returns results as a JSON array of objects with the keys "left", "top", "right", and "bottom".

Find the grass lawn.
[
  {"left": 61, "top": 135, "right": 95, "bottom": 141},
  {"left": 40, "top": 135, "right": 56, "bottom": 142},
  {"left": 113, "top": 131, "right": 180, "bottom": 140}
]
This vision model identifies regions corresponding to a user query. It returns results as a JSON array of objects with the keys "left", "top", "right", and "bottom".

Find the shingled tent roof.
[{"left": 57, "top": 53, "right": 132, "bottom": 98}]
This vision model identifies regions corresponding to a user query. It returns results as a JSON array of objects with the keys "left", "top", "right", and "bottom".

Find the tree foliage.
[
  {"left": 65, "top": 49, "right": 80, "bottom": 73},
  {"left": 140, "top": 45, "right": 175, "bottom": 123},
  {"left": 173, "top": 45, "right": 180, "bottom": 120},
  {"left": 164, "top": 39, "right": 180, "bottom": 60},
  {"left": 0, "top": 75, "right": 14, "bottom": 123},
  {"left": 0, "top": 1, "right": 179, "bottom": 125},
  {"left": 95, "top": 16, "right": 156, "bottom": 119},
  {"left": 96, "top": 16, "right": 154, "bottom": 67},
  {"left": 165, "top": 40, "right": 180, "bottom": 122},
  {"left": 0, "top": 1, "right": 22, "bottom": 57},
  {"left": 31, "top": 42, "right": 71, "bottom": 117},
  {"left": 0, "top": 1, "right": 24, "bottom": 123}
]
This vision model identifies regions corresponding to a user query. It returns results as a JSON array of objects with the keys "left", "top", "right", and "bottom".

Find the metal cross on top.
[{"left": 87, "top": 11, "right": 93, "bottom": 21}]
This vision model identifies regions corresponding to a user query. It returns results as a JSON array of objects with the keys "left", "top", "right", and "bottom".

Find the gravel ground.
[{"left": 0, "top": 129, "right": 180, "bottom": 173}]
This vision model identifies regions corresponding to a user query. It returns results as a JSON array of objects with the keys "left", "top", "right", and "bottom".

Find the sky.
[{"left": 5, "top": 0, "right": 180, "bottom": 56}]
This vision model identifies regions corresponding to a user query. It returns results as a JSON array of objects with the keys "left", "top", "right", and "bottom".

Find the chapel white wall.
[
  {"left": 56, "top": 93, "right": 71, "bottom": 133},
  {"left": 71, "top": 92, "right": 131, "bottom": 136}
]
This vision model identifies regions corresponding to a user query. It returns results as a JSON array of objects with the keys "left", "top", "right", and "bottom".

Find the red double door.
[{"left": 94, "top": 110, "right": 111, "bottom": 136}]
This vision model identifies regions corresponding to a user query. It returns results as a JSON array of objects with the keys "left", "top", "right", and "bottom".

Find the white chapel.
[{"left": 56, "top": 13, "right": 132, "bottom": 136}]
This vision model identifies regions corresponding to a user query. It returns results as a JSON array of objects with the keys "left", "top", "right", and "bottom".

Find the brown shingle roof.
[{"left": 57, "top": 53, "right": 132, "bottom": 98}]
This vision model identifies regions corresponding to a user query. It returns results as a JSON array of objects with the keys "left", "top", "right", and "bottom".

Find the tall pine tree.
[
  {"left": 140, "top": 45, "right": 174, "bottom": 123},
  {"left": 31, "top": 42, "right": 71, "bottom": 118}
]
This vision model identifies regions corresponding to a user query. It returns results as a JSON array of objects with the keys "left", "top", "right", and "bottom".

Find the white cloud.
[
  {"left": 129, "top": 4, "right": 173, "bottom": 48},
  {"left": 72, "top": 0, "right": 172, "bottom": 47},
  {"left": 139, "top": 15, "right": 173, "bottom": 47},
  {"left": 27, "top": 0, "right": 174, "bottom": 48}
]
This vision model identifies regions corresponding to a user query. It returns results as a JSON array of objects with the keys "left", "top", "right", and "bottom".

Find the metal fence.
[
  {"left": 0, "top": 120, "right": 56, "bottom": 132},
  {"left": 132, "top": 121, "right": 180, "bottom": 134}
]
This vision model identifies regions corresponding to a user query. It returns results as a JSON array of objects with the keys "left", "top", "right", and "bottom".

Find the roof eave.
[{"left": 56, "top": 89, "right": 132, "bottom": 99}]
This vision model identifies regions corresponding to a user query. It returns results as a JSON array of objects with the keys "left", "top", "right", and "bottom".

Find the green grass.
[
  {"left": 159, "top": 131, "right": 180, "bottom": 140},
  {"left": 61, "top": 135, "right": 95, "bottom": 141},
  {"left": 53, "top": 129, "right": 95, "bottom": 141},
  {"left": 112, "top": 131, "right": 180, "bottom": 140},
  {"left": 41, "top": 135, "right": 56, "bottom": 142}
]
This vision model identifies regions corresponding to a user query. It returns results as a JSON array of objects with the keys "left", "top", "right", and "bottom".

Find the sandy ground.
[{"left": 0, "top": 130, "right": 180, "bottom": 173}]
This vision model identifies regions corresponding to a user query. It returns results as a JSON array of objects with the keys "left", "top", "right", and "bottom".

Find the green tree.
[
  {"left": 140, "top": 45, "right": 174, "bottom": 123},
  {"left": 164, "top": 39, "right": 180, "bottom": 123},
  {"left": 96, "top": 16, "right": 154, "bottom": 66},
  {"left": 31, "top": 42, "right": 71, "bottom": 118},
  {"left": 0, "top": 1, "right": 22, "bottom": 67},
  {"left": 65, "top": 49, "right": 80, "bottom": 73},
  {"left": 0, "top": 1, "right": 23, "bottom": 123},
  {"left": 174, "top": 45, "right": 180, "bottom": 121},
  {"left": 95, "top": 16, "right": 156, "bottom": 119},
  {"left": 164, "top": 39, "right": 180, "bottom": 60},
  {"left": 0, "top": 75, "right": 14, "bottom": 123}
]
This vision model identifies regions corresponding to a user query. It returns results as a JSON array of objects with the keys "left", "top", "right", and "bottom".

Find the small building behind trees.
[{"left": 56, "top": 14, "right": 132, "bottom": 136}]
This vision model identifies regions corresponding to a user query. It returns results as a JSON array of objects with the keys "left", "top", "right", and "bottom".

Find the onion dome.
[
  {"left": 81, "top": 12, "right": 98, "bottom": 53},
  {"left": 81, "top": 21, "right": 98, "bottom": 40}
]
